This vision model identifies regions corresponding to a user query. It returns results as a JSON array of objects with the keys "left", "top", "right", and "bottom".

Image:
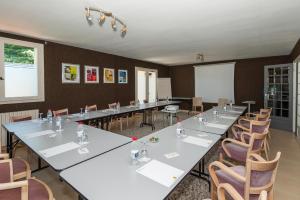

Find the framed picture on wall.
[
  {"left": 84, "top": 65, "right": 99, "bottom": 83},
  {"left": 118, "top": 69, "right": 128, "bottom": 84},
  {"left": 103, "top": 68, "right": 115, "bottom": 83},
  {"left": 62, "top": 63, "right": 80, "bottom": 83}
]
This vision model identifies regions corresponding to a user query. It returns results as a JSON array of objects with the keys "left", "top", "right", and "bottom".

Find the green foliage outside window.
[{"left": 4, "top": 43, "right": 34, "bottom": 64}]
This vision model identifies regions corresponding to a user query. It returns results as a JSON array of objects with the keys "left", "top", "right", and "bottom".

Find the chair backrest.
[
  {"left": 255, "top": 113, "right": 270, "bottom": 121},
  {"left": 260, "top": 108, "right": 272, "bottom": 116},
  {"left": 244, "top": 152, "right": 281, "bottom": 200},
  {"left": 108, "top": 103, "right": 117, "bottom": 109},
  {"left": 52, "top": 108, "right": 68, "bottom": 117},
  {"left": 10, "top": 115, "right": 32, "bottom": 123},
  {"left": 0, "top": 160, "right": 13, "bottom": 183},
  {"left": 218, "top": 98, "right": 229, "bottom": 107},
  {"left": 87, "top": 104, "right": 97, "bottom": 112},
  {"left": 192, "top": 97, "right": 203, "bottom": 112},
  {"left": 249, "top": 120, "right": 270, "bottom": 135}
]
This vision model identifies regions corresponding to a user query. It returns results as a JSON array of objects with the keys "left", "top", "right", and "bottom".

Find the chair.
[
  {"left": 217, "top": 183, "right": 267, "bottom": 200},
  {"left": 52, "top": 108, "right": 68, "bottom": 117},
  {"left": 108, "top": 103, "right": 127, "bottom": 131},
  {"left": 0, "top": 152, "right": 31, "bottom": 182},
  {"left": 209, "top": 152, "right": 281, "bottom": 200},
  {"left": 218, "top": 98, "right": 229, "bottom": 107},
  {"left": 86, "top": 105, "right": 98, "bottom": 127},
  {"left": 232, "top": 119, "right": 270, "bottom": 160},
  {"left": 10, "top": 115, "right": 33, "bottom": 160},
  {"left": 87, "top": 104, "right": 97, "bottom": 112},
  {"left": 191, "top": 97, "right": 203, "bottom": 114},
  {"left": 0, "top": 159, "right": 54, "bottom": 200},
  {"left": 220, "top": 132, "right": 268, "bottom": 166}
]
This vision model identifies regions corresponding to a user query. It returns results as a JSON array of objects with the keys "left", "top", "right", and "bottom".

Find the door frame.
[
  {"left": 264, "top": 63, "right": 293, "bottom": 131},
  {"left": 135, "top": 67, "right": 158, "bottom": 102},
  {"left": 294, "top": 55, "right": 300, "bottom": 136}
]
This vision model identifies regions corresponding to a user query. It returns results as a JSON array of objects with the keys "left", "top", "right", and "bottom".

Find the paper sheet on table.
[
  {"left": 136, "top": 160, "right": 184, "bottom": 187},
  {"left": 206, "top": 123, "right": 228, "bottom": 129},
  {"left": 220, "top": 115, "right": 236, "bottom": 120},
  {"left": 26, "top": 130, "right": 56, "bottom": 139},
  {"left": 183, "top": 136, "right": 212, "bottom": 147},
  {"left": 39, "top": 142, "right": 80, "bottom": 158}
]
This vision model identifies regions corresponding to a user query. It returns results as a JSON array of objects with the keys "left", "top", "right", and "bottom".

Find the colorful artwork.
[
  {"left": 85, "top": 66, "right": 99, "bottom": 83},
  {"left": 103, "top": 68, "right": 115, "bottom": 83},
  {"left": 118, "top": 69, "right": 128, "bottom": 84},
  {"left": 62, "top": 63, "right": 80, "bottom": 83}
]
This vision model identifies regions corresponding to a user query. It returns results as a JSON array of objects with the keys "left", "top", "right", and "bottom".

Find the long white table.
[
  {"left": 3, "top": 118, "right": 131, "bottom": 171},
  {"left": 60, "top": 125, "right": 221, "bottom": 200}
]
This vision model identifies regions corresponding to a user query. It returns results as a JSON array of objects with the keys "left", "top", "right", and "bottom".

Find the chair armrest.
[
  {"left": 0, "top": 153, "right": 9, "bottom": 159},
  {"left": 0, "top": 180, "right": 28, "bottom": 190},
  {"left": 218, "top": 183, "right": 244, "bottom": 200},
  {"left": 249, "top": 153, "right": 266, "bottom": 162},
  {"left": 209, "top": 161, "right": 246, "bottom": 186},
  {"left": 240, "top": 132, "right": 253, "bottom": 143}
]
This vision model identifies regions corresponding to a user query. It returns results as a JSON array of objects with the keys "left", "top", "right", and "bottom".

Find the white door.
[{"left": 135, "top": 67, "right": 157, "bottom": 103}]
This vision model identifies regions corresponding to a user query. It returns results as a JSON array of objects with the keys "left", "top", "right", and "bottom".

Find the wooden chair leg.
[
  {"left": 264, "top": 140, "right": 269, "bottom": 161},
  {"left": 211, "top": 181, "right": 217, "bottom": 200}
]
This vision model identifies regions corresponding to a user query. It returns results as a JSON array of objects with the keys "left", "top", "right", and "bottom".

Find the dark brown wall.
[
  {"left": 0, "top": 32, "right": 169, "bottom": 114},
  {"left": 290, "top": 39, "right": 300, "bottom": 61},
  {"left": 170, "top": 56, "right": 291, "bottom": 111}
]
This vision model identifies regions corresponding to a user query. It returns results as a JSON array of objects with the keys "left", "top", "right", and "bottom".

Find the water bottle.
[
  {"left": 130, "top": 137, "right": 139, "bottom": 165},
  {"left": 47, "top": 109, "right": 53, "bottom": 123},
  {"left": 77, "top": 124, "right": 84, "bottom": 145},
  {"left": 85, "top": 105, "right": 88, "bottom": 114},
  {"left": 176, "top": 122, "right": 184, "bottom": 138},
  {"left": 117, "top": 102, "right": 120, "bottom": 111},
  {"left": 56, "top": 116, "right": 62, "bottom": 132},
  {"left": 229, "top": 100, "right": 233, "bottom": 110}
]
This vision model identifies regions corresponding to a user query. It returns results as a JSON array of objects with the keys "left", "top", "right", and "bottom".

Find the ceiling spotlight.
[
  {"left": 98, "top": 14, "right": 106, "bottom": 24},
  {"left": 86, "top": 8, "right": 93, "bottom": 21},
  {"left": 196, "top": 54, "right": 204, "bottom": 62},
  {"left": 111, "top": 17, "right": 117, "bottom": 30}
]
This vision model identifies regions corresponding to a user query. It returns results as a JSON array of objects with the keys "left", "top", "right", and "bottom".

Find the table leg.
[
  {"left": 170, "top": 113, "right": 173, "bottom": 126},
  {"left": 248, "top": 103, "right": 251, "bottom": 113}
]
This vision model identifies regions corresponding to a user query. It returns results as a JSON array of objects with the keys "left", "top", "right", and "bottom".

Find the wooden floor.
[
  {"left": 269, "top": 129, "right": 300, "bottom": 199},
  {"left": 10, "top": 118, "right": 300, "bottom": 199}
]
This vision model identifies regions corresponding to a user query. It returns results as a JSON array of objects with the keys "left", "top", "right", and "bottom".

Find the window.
[{"left": 0, "top": 37, "right": 44, "bottom": 104}]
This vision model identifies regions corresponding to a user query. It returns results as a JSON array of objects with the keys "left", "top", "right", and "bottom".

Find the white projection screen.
[{"left": 194, "top": 62, "right": 235, "bottom": 103}]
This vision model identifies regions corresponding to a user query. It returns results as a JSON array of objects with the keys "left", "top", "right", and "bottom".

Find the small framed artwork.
[
  {"left": 118, "top": 69, "right": 128, "bottom": 84},
  {"left": 103, "top": 68, "right": 115, "bottom": 83},
  {"left": 62, "top": 63, "right": 80, "bottom": 83},
  {"left": 84, "top": 65, "right": 99, "bottom": 83}
]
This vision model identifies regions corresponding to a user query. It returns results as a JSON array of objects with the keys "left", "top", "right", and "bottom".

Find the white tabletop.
[{"left": 60, "top": 125, "right": 220, "bottom": 200}]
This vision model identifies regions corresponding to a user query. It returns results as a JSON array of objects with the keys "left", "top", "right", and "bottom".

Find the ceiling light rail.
[{"left": 85, "top": 6, "right": 127, "bottom": 37}]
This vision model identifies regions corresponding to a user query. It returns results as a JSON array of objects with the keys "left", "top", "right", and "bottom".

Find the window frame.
[{"left": 0, "top": 37, "right": 45, "bottom": 104}]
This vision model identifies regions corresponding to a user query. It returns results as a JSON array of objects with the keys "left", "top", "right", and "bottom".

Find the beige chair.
[
  {"left": 86, "top": 105, "right": 98, "bottom": 127},
  {"left": 87, "top": 104, "right": 97, "bottom": 112},
  {"left": 108, "top": 103, "right": 129, "bottom": 131},
  {"left": 10, "top": 115, "right": 33, "bottom": 159},
  {"left": 0, "top": 159, "right": 54, "bottom": 200},
  {"left": 52, "top": 108, "right": 68, "bottom": 117},
  {"left": 217, "top": 183, "right": 267, "bottom": 200},
  {"left": 209, "top": 152, "right": 281, "bottom": 200},
  {"left": 191, "top": 97, "right": 203, "bottom": 114},
  {"left": 218, "top": 98, "right": 229, "bottom": 107}
]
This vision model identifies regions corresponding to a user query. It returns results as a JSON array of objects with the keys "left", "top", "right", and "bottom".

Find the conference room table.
[
  {"left": 3, "top": 100, "right": 180, "bottom": 158},
  {"left": 60, "top": 125, "right": 221, "bottom": 200},
  {"left": 3, "top": 118, "right": 131, "bottom": 171},
  {"left": 181, "top": 106, "right": 246, "bottom": 135}
]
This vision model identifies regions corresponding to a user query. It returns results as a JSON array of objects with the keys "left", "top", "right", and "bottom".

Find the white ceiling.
[{"left": 0, "top": 0, "right": 300, "bottom": 66}]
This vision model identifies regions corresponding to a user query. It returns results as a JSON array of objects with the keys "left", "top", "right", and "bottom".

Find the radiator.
[{"left": 0, "top": 109, "right": 39, "bottom": 146}]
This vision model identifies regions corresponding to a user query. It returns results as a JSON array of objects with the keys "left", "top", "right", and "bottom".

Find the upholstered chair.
[
  {"left": 192, "top": 97, "right": 203, "bottom": 113},
  {"left": 218, "top": 98, "right": 229, "bottom": 107},
  {"left": 52, "top": 108, "right": 68, "bottom": 117},
  {"left": 209, "top": 152, "right": 281, "bottom": 200},
  {"left": 0, "top": 159, "right": 54, "bottom": 200}
]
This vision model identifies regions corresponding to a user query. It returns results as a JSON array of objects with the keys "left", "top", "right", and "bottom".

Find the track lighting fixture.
[{"left": 84, "top": 6, "right": 127, "bottom": 37}]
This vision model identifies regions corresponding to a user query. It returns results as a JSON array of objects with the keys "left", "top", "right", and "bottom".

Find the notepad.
[
  {"left": 136, "top": 160, "right": 184, "bottom": 187},
  {"left": 26, "top": 130, "right": 56, "bottom": 139},
  {"left": 206, "top": 123, "right": 228, "bottom": 129},
  {"left": 183, "top": 136, "right": 212, "bottom": 147},
  {"left": 220, "top": 115, "right": 236, "bottom": 120},
  {"left": 39, "top": 142, "right": 80, "bottom": 158},
  {"left": 164, "top": 152, "right": 180, "bottom": 159},
  {"left": 228, "top": 110, "right": 242, "bottom": 114}
]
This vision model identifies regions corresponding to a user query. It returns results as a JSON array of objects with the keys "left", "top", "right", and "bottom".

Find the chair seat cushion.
[
  {"left": 216, "top": 166, "right": 273, "bottom": 200},
  {"left": 222, "top": 143, "right": 248, "bottom": 163},
  {"left": 12, "top": 158, "right": 27, "bottom": 175},
  {"left": 0, "top": 178, "right": 50, "bottom": 200}
]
